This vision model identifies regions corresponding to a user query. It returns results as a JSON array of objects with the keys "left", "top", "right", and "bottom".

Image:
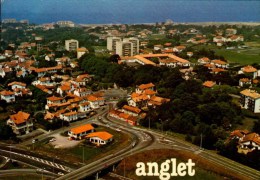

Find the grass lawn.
[
  {"left": 68, "top": 125, "right": 130, "bottom": 164},
  {"left": 28, "top": 124, "right": 131, "bottom": 166},
  {"left": 147, "top": 34, "right": 166, "bottom": 40},
  {"left": 235, "top": 117, "right": 257, "bottom": 131},
  {"left": 215, "top": 49, "right": 260, "bottom": 65},
  {"left": 191, "top": 42, "right": 260, "bottom": 65}
]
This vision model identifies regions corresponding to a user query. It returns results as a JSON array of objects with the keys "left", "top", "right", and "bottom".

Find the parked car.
[{"left": 49, "top": 138, "right": 56, "bottom": 142}]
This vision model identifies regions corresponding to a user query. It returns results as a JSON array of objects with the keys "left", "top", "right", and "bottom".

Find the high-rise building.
[
  {"left": 65, "top": 39, "right": 79, "bottom": 51},
  {"left": 116, "top": 40, "right": 133, "bottom": 57},
  {"left": 126, "top": 37, "right": 139, "bottom": 56},
  {"left": 57, "top": 21, "right": 75, "bottom": 27},
  {"left": 107, "top": 37, "right": 139, "bottom": 56},
  {"left": 107, "top": 37, "right": 121, "bottom": 52}
]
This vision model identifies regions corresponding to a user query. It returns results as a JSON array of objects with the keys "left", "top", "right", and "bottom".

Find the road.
[
  {"left": 59, "top": 111, "right": 260, "bottom": 180},
  {"left": 1, "top": 104, "right": 260, "bottom": 180}
]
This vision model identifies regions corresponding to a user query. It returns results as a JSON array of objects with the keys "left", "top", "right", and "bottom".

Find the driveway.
[{"left": 50, "top": 133, "right": 82, "bottom": 149}]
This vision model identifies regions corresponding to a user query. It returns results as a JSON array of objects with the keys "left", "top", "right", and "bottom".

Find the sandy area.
[{"left": 49, "top": 133, "right": 82, "bottom": 149}]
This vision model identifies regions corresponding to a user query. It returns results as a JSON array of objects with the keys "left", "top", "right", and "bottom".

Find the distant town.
[{"left": 0, "top": 18, "right": 260, "bottom": 179}]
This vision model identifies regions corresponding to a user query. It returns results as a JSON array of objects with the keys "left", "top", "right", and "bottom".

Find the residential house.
[
  {"left": 68, "top": 124, "right": 94, "bottom": 140},
  {"left": 211, "top": 60, "right": 229, "bottom": 69},
  {"left": 60, "top": 111, "right": 78, "bottom": 122},
  {"left": 173, "top": 45, "right": 186, "bottom": 53},
  {"left": 86, "top": 95, "right": 105, "bottom": 109},
  {"left": 203, "top": 81, "right": 216, "bottom": 88},
  {"left": 136, "top": 83, "right": 155, "bottom": 94},
  {"left": 74, "top": 88, "right": 92, "bottom": 97},
  {"left": 86, "top": 131, "right": 113, "bottom": 146},
  {"left": 240, "top": 89, "right": 260, "bottom": 113},
  {"left": 238, "top": 65, "right": 258, "bottom": 79},
  {"left": 198, "top": 57, "right": 210, "bottom": 64},
  {"left": 148, "top": 96, "right": 170, "bottom": 107},
  {"left": 0, "top": 90, "right": 15, "bottom": 103},
  {"left": 8, "top": 81, "right": 26, "bottom": 90},
  {"left": 79, "top": 102, "right": 91, "bottom": 112},
  {"left": 230, "top": 130, "right": 260, "bottom": 154},
  {"left": 239, "top": 78, "right": 251, "bottom": 87},
  {"left": 46, "top": 96, "right": 64, "bottom": 105},
  {"left": 77, "top": 47, "right": 88, "bottom": 59},
  {"left": 7, "top": 111, "right": 33, "bottom": 135},
  {"left": 122, "top": 105, "right": 141, "bottom": 116}
]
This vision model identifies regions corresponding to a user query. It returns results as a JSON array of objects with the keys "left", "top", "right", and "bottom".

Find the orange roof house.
[
  {"left": 241, "top": 65, "right": 257, "bottom": 73},
  {"left": 86, "top": 131, "right": 113, "bottom": 145},
  {"left": 68, "top": 124, "right": 94, "bottom": 140},
  {"left": 10, "top": 111, "right": 30, "bottom": 125},
  {"left": 240, "top": 89, "right": 260, "bottom": 99},
  {"left": 139, "top": 83, "right": 155, "bottom": 90},
  {"left": 122, "top": 105, "right": 141, "bottom": 115},
  {"left": 203, "top": 81, "right": 216, "bottom": 88},
  {"left": 70, "top": 124, "right": 94, "bottom": 135},
  {"left": 0, "top": 90, "right": 15, "bottom": 96},
  {"left": 86, "top": 131, "right": 113, "bottom": 141}
]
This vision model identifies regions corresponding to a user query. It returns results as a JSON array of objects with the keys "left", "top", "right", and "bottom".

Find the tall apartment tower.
[
  {"left": 126, "top": 37, "right": 139, "bottom": 55},
  {"left": 107, "top": 37, "right": 121, "bottom": 52},
  {"left": 107, "top": 37, "right": 139, "bottom": 56},
  {"left": 116, "top": 40, "right": 133, "bottom": 57},
  {"left": 65, "top": 39, "right": 79, "bottom": 51}
]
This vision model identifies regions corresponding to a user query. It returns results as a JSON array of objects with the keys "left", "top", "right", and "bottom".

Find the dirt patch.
[{"left": 50, "top": 133, "right": 82, "bottom": 149}]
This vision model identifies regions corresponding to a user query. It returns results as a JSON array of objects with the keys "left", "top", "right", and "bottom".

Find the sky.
[{"left": 1, "top": 0, "right": 260, "bottom": 24}]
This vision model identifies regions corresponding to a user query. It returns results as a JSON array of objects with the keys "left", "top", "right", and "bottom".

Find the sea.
[{"left": 1, "top": 0, "right": 260, "bottom": 24}]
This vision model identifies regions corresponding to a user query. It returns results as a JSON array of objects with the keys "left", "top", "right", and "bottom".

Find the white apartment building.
[
  {"left": 65, "top": 39, "right": 79, "bottom": 51},
  {"left": 107, "top": 37, "right": 139, "bottom": 56},
  {"left": 107, "top": 37, "right": 121, "bottom": 52},
  {"left": 240, "top": 89, "right": 260, "bottom": 113},
  {"left": 116, "top": 40, "right": 133, "bottom": 56}
]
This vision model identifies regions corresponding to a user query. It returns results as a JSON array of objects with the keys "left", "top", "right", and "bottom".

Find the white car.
[
  {"left": 116, "top": 128, "right": 121, "bottom": 132},
  {"left": 58, "top": 172, "right": 64, "bottom": 176},
  {"left": 49, "top": 138, "right": 56, "bottom": 142}
]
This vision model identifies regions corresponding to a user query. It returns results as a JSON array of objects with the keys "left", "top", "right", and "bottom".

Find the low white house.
[
  {"left": 0, "top": 90, "right": 15, "bottom": 103},
  {"left": 60, "top": 111, "right": 78, "bottom": 122},
  {"left": 8, "top": 81, "right": 26, "bottom": 90},
  {"left": 87, "top": 95, "right": 105, "bottom": 109},
  {"left": 86, "top": 131, "right": 113, "bottom": 145},
  {"left": 68, "top": 124, "right": 94, "bottom": 140},
  {"left": 79, "top": 102, "right": 91, "bottom": 112}
]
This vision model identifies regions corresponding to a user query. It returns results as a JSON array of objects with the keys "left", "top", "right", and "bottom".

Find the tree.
[
  {"left": 116, "top": 99, "right": 128, "bottom": 109},
  {"left": 0, "top": 123, "right": 16, "bottom": 140},
  {"left": 252, "top": 120, "right": 260, "bottom": 134}
]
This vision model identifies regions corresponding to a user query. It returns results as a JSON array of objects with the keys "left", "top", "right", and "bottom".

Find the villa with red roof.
[
  {"left": 7, "top": 111, "right": 33, "bottom": 135},
  {"left": 86, "top": 131, "right": 113, "bottom": 146},
  {"left": 229, "top": 130, "right": 260, "bottom": 154},
  {"left": 68, "top": 124, "right": 94, "bottom": 140},
  {"left": 238, "top": 65, "right": 259, "bottom": 79},
  {"left": 0, "top": 90, "right": 15, "bottom": 103}
]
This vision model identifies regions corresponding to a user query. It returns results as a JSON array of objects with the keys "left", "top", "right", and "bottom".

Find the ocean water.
[{"left": 2, "top": 0, "right": 260, "bottom": 24}]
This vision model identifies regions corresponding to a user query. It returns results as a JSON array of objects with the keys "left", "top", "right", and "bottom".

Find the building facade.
[{"left": 65, "top": 39, "right": 79, "bottom": 51}]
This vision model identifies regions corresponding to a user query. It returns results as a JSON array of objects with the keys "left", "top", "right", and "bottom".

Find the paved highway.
[{"left": 59, "top": 112, "right": 260, "bottom": 180}]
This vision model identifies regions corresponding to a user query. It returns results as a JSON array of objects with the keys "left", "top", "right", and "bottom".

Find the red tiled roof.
[
  {"left": 10, "top": 111, "right": 30, "bottom": 125},
  {"left": 86, "top": 131, "right": 113, "bottom": 141},
  {"left": 122, "top": 105, "right": 141, "bottom": 114},
  {"left": 70, "top": 124, "right": 94, "bottom": 135}
]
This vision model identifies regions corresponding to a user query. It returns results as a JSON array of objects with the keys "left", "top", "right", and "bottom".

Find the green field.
[{"left": 215, "top": 49, "right": 260, "bottom": 65}]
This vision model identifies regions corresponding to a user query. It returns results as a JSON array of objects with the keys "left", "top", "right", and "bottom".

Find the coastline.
[{"left": 78, "top": 21, "right": 260, "bottom": 27}]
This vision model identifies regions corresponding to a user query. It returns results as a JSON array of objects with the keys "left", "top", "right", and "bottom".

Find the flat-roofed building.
[
  {"left": 240, "top": 89, "right": 260, "bottom": 113},
  {"left": 107, "top": 37, "right": 121, "bottom": 52},
  {"left": 65, "top": 39, "right": 79, "bottom": 51}
]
